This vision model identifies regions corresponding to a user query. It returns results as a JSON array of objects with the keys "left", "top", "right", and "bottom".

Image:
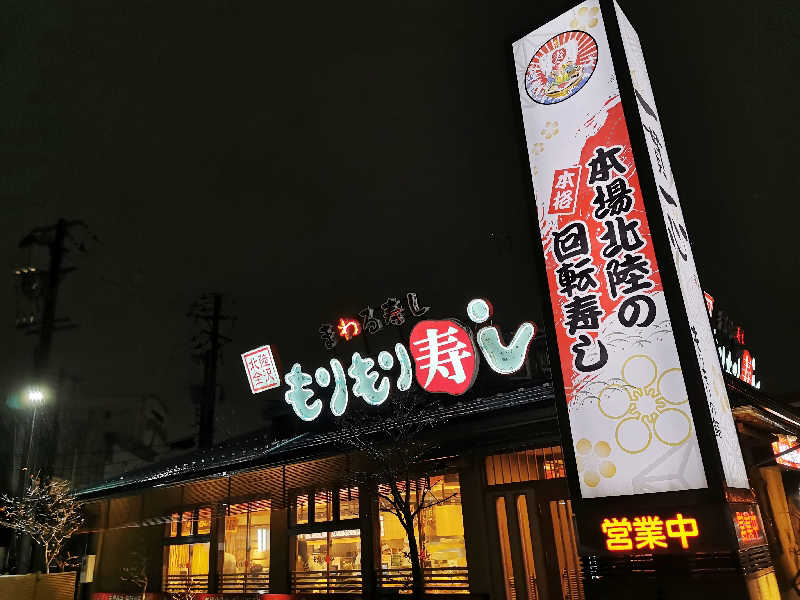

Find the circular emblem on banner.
[{"left": 525, "top": 30, "right": 598, "bottom": 104}]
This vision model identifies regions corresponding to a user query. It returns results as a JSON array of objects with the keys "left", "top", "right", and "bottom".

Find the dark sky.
[{"left": 1, "top": 0, "right": 798, "bottom": 446}]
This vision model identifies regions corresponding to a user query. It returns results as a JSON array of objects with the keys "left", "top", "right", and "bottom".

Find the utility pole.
[
  {"left": 17, "top": 218, "right": 87, "bottom": 475},
  {"left": 11, "top": 218, "right": 92, "bottom": 573},
  {"left": 188, "top": 293, "right": 233, "bottom": 450}
]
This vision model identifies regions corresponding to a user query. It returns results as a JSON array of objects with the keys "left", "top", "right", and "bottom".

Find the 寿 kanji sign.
[
  {"left": 409, "top": 320, "right": 478, "bottom": 396},
  {"left": 279, "top": 299, "right": 536, "bottom": 421},
  {"left": 512, "top": 0, "right": 749, "bottom": 498}
]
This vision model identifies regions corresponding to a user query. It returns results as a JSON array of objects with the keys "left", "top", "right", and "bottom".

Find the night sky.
[{"left": 1, "top": 1, "right": 798, "bottom": 449}]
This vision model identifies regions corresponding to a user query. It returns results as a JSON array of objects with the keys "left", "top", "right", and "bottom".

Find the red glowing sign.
[
  {"left": 601, "top": 513, "right": 699, "bottom": 552},
  {"left": 772, "top": 435, "right": 800, "bottom": 470},
  {"left": 734, "top": 510, "right": 763, "bottom": 546},
  {"left": 734, "top": 326, "right": 745, "bottom": 345},
  {"left": 740, "top": 349, "right": 754, "bottom": 384},
  {"left": 408, "top": 319, "right": 477, "bottom": 396},
  {"left": 337, "top": 317, "right": 361, "bottom": 341}
]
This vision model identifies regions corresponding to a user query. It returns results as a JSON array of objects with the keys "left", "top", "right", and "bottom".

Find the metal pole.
[{"left": 24, "top": 405, "right": 38, "bottom": 473}]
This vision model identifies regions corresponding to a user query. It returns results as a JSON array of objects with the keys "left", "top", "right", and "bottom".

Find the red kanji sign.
[
  {"left": 241, "top": 344, "right": 281, "bottom": 394},
  {"left": 409, "top": 319, "right": 477, "bottom": 395},
  {"left": 548, "top": 166, "right": 581, "bottom": 215},
  {"left": 734, "top": 510, "right": 763, "bottom": 545}
]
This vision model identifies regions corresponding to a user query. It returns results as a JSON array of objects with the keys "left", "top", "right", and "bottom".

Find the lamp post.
[{"left": 23, "top": 387, "right": 46, "bottom": 473}]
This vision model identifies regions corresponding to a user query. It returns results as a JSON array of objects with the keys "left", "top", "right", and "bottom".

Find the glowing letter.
[
  {"left": 284, "top": 363, "right": 321, "bottom": 421},
  {"left": 468, "top": 298, "right": 536, "bottom": 375},
  {"left": 338, "top": 317, "right": 361, "bottom": 341},
  {"left": 601, "top": 517, "right": 633, "bottom": 551},
  {"left": 632, "top": 516, "right": 667, "bottom": 550},
  {"left": 665, "top": 513, "right": 699, "bottom": 549},
  {"left": 348, "top": 352, "right": 391, "bottom": 406}
]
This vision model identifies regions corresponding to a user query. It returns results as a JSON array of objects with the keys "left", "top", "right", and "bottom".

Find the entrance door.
[{"left": 489, "top": 486, "right": 583, "bottom": 600}]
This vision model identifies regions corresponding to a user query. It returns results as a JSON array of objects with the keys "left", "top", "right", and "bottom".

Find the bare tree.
[
  {"left": 53, "top": 550, "right": 81, "bottom": 572},
  {"left": 120, "top": 551, "right": 149, "bottom": 600},
  {"left": 337, "top": 387, "right": 457, "bottom": 600},
  {"left": 0, "top": 473, "right": 83, "bottom": 574}
]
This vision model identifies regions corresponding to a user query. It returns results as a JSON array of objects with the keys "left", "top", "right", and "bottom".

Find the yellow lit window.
[
  {"left": 314, "top": 490, "right": 332, "bottom": 523},
  {"left": 181, "top": 510, "right": 194, "bottom": 537},
  {"left": 339, "top": 487, "right": 359, "bottom": 520},
  {"left": 164, "top": 542, "right": 209, "bottom": 592},
  {"left": 222, "top": 503, "right": 249, "bottom": 576},
  {"left": 295, "top": 495, "right": 309, "bottom": 525},
  {"left": 197, "top": 507, "right": 212, "bottom": 535},
  {"left": 248, "top": 501, "right": 271, "bottom": 576},
  {"left": 296, "top": 529, "right": 361, "bottom": 573},
  {"left": 169, "top": 512, "right": 180, "bottom": 538},
  {"left": 485, "top": 446, "right": 566, "bottom": 485},
  {"left": 378, "top": 475, "right": 467, "bottom": 571}
]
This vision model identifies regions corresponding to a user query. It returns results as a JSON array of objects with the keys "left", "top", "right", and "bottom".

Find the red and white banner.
[{"left": 513, "top": 1, "right": 709, "bottom": 497}]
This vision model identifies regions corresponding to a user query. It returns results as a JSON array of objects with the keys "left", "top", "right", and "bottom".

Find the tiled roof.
[{"left": 75, "top": 383, "right": 555, "bottom": 500}]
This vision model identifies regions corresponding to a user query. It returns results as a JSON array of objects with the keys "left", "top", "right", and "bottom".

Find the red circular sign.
[{"left": 525, "top": 30, "right": 598, "bottom": 105}]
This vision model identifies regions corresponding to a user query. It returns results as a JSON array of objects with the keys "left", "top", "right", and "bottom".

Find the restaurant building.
[
  {"left": 71, "top": 2, "right": 799, "bottom": 599},
  {"left": 74, "top": 335, "right": 800, "bottom": 600}
]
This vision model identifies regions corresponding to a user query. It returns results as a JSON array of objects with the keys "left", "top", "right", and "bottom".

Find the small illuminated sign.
[
  {"left": 733, "top": 508, "right": 764, "bottom": 546},
  {"left": 241, "top": 345, "right": 281, "bottom": 394},
  {"left": 601, "top": 513, "right": 699, "bottom": 552},
  {"left": 772, "top": 435, "right": 800, "bottom": 470}
]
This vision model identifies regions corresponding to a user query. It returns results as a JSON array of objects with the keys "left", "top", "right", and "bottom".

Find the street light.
[
  {"left": 26, "top": 388, "right": 45, "bottom": 404},
  {"left": 23, "top": 385, "right": 48, "bottom": 472}
]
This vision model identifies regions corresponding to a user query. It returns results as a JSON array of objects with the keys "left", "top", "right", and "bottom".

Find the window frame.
[
  {"left": 290, "top": 486, "right": 361, "bottom": 532},
  {"left": 164, "top": 505, "right": 213, "bottom": 544}
]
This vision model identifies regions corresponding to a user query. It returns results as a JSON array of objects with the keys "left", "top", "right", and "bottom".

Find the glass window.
[
  {"left": 314, "top": 490, "right": 332, "bottom": 523},
  {"left": 296, "top": 530, "right": 361, "bottom": 573},
  {"left": 248, "top": 501, "right": 271, "bottom": 576},
  {"left": 486, "top": 446, "right": 566, "bottom": 485},
  {"left": 296, "top": 494, "right": 309, "bottom": 525},
  {"left": 330, "top": 529, "right": 361, "bottom": 571},
  {"left": 339, "top": 487, "right": 359, "bottom": 520},
  {"left": 164, "top": 542, "right": 209, "bottom": 592},
  {"left": 197, "top": 507, "right": 212, "bottom": 535},
  {"left": 223, "top": 503, "right": 249, "bottom": 575},
  {"left": 181, "top": 510, "right": 194, "bottom": 536},
  {"left": 378, "top": 474, "right": 467, "bottom": 571},
  {"left": 169, "top": 512, "right": 179, "bottom": 538},
  {"left": 220, "top": 499, "right": 271, "bottom": 592}
]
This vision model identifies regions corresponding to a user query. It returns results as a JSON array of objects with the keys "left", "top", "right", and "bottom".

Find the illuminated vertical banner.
[
  {"left": 612, "top": 2, "right": 748, "bottom": 489},
  {"left": 513, "top": 1, "right": 712, "bottom": 497}
]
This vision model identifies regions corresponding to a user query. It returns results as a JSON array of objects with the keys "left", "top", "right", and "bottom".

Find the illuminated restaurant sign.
[
  {"left": 512, "top": 0, "right": 749, "bottom": 497},
  {"left": 772, "top": 435, "right": 800, "bottom": 470},
  {"left": 732, "top": 505, "right": 765, "bottom": 547},
  {"left": 281, "top": 299, "right": 535, "bottom": 421},
  {"left": 601, "top": 512, "right": 699, "bottom": 551}
]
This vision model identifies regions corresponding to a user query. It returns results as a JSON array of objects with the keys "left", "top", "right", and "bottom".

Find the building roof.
[{"left": 74, "top": 382, "right": 555, "bottom": 501}]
